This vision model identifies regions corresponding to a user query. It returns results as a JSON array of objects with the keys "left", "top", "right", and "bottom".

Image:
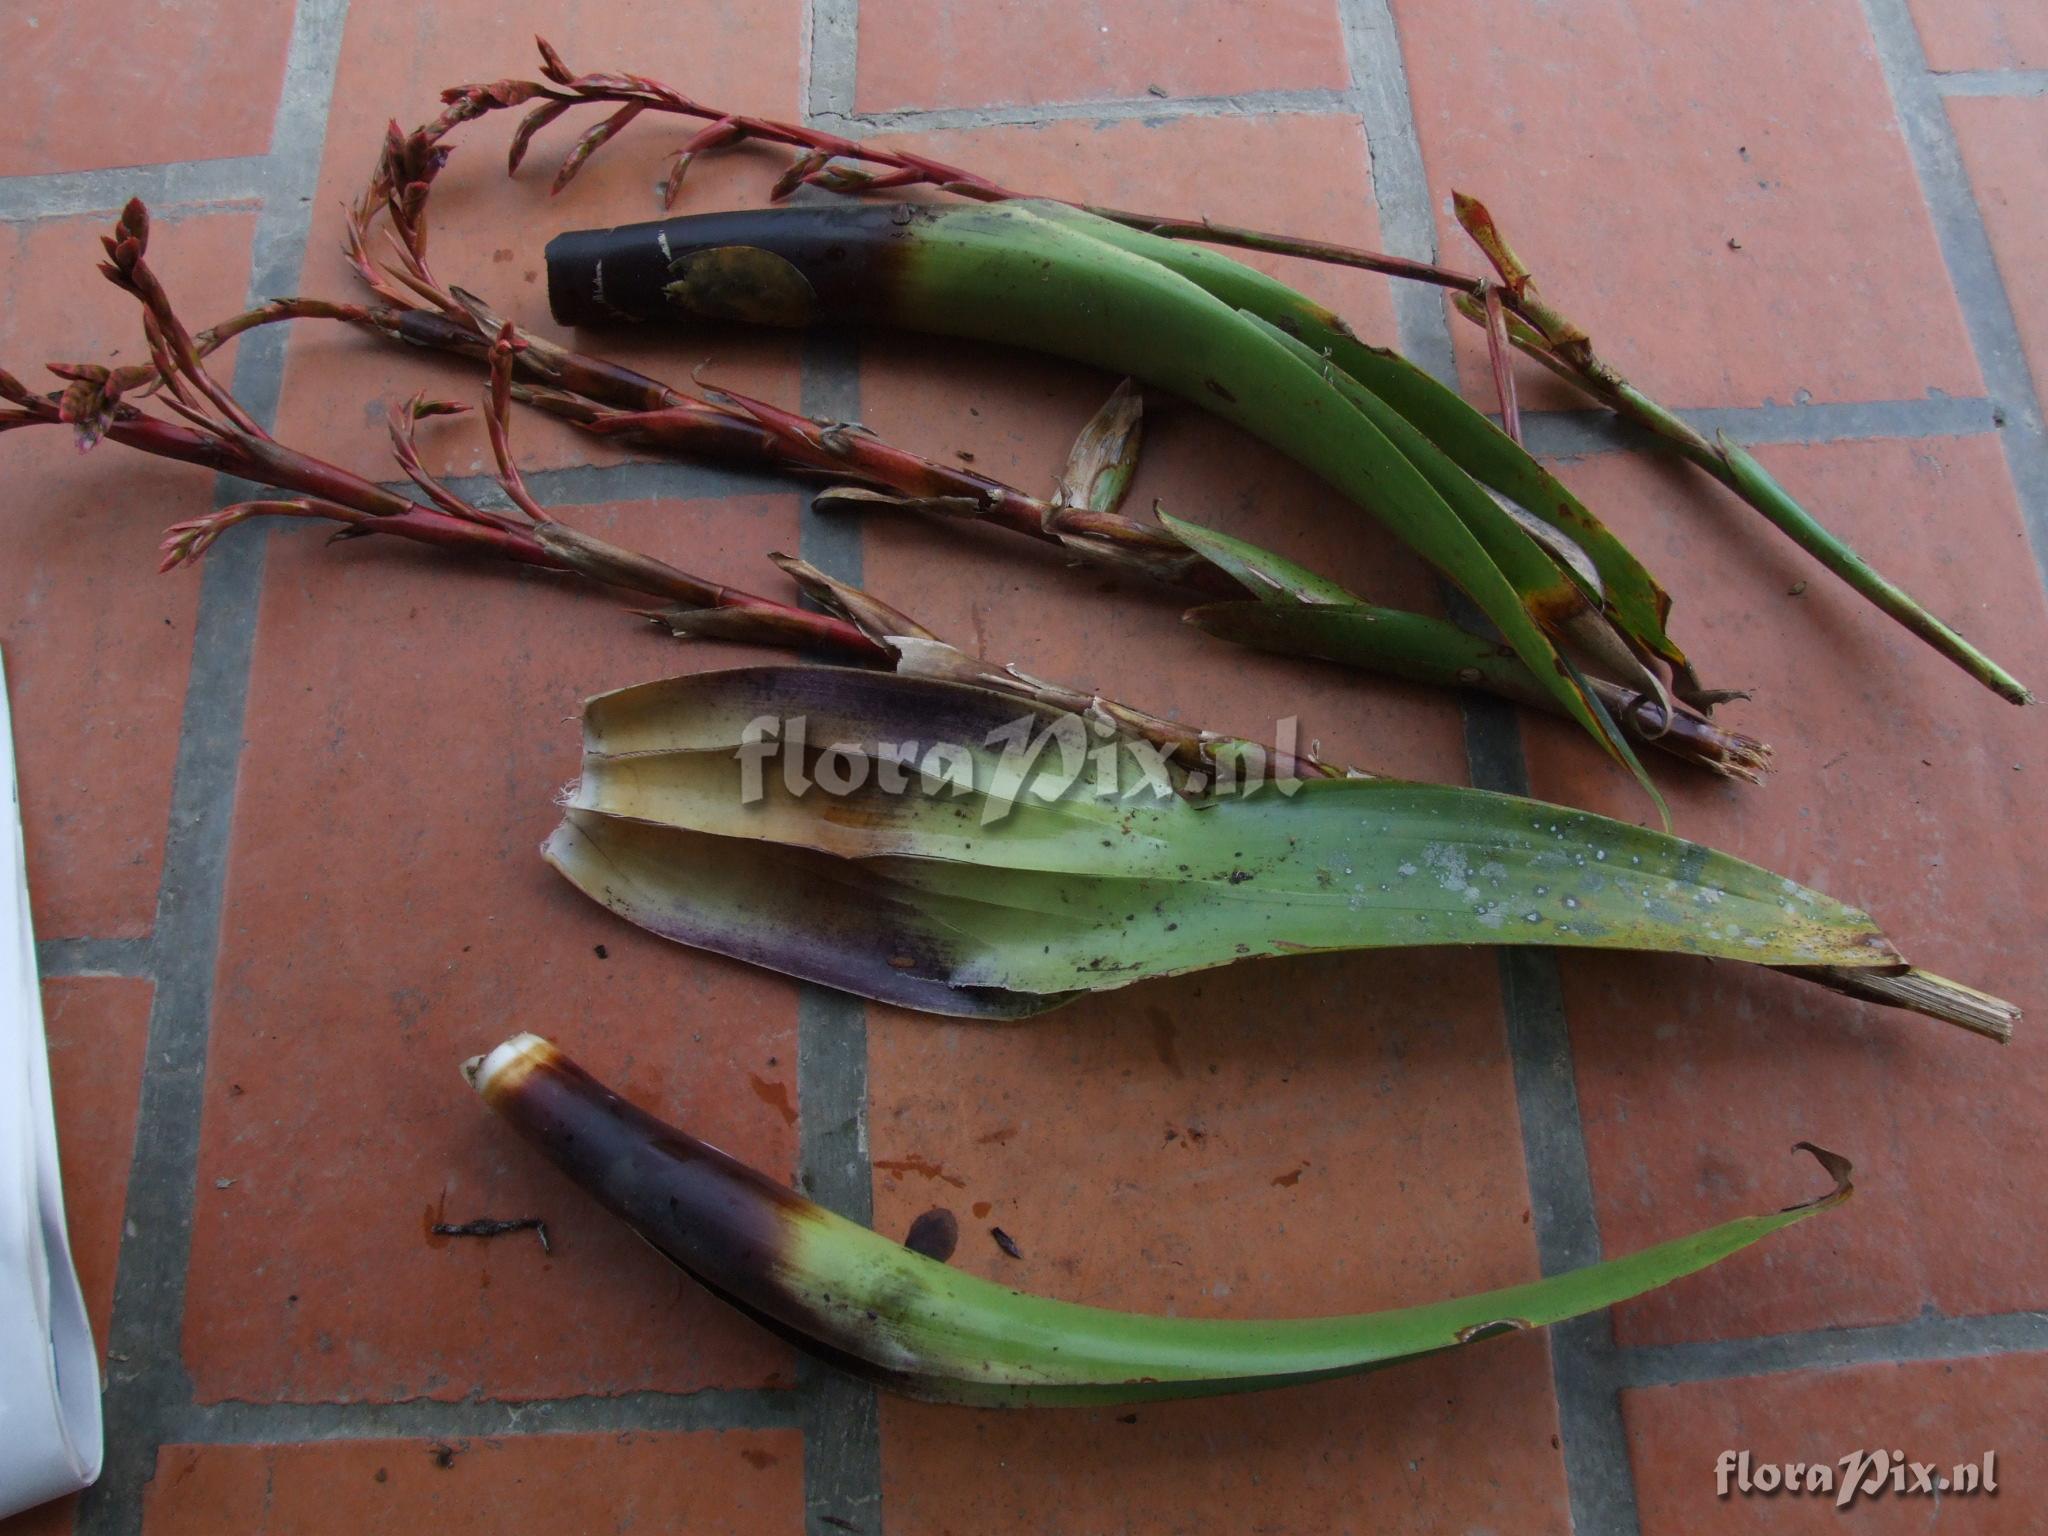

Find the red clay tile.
[
  {"left": 855, "top": 0, "right": 1349, "bottom": 112},
  {"left": 1949, "top": 96, "right": 2048, "bottom": 413},
  {"left": 141, "top": 1430, "right": 805, "bottom": 1533},
  {"left": 885, "top": 1332, "right": 1569, "bottom": 1534},
  {"left": 0, "top": 210, "right": 253, "bottom": 939},
  {"left": 0, "top": 1485, "right": 76, "bottom": 1534},
  {"left": 1516, "top": 437, "right": 2048, "bottom": 1346},
  {"left": 42, "top": 978, "right": 153, "bottom": 1351},
  {"left": 274, "top": 0, "right": 806, "bottom": 479},
  {"left": 1626, "top": 1353, "right": 2048, "bottom": 1533},
  {"left": 871, "top": 952, "right": 1541, "bottom": 1319},
  {"left": 0, "top": 979, "right": 152, "bottom": 1536},
  {"left": 1392, "top": 0, "right": 1982, "bottom": 411},
  {"left": 182, "top": 497, "right": 806, "bottom": 1402},
  {"left": 0, "top": 1, "right": 292, "bottom": 177},
  {"left": 872, "top": 113, "right": 1402, "bottom": 351},
  {"left": 1909, "top": 0, "right": 2048, "bottom": 72}
]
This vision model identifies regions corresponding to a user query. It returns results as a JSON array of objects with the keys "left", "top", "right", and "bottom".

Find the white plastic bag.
[{"left": 0, "top": 649, "right": 105, "bottom": 1518}]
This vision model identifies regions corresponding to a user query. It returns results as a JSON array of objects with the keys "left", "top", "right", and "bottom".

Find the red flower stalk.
[{"left": 2, "top": 201, "right": 887, "bottom": 662}]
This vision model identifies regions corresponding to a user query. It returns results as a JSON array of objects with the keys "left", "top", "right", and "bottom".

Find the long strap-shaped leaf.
[
  {"left": 544, "top": 666, "right": 2014, "bottom": 1037},
  {"left": 1239, "top": 309, "right": 1671, "bottom": 713},
  {"left": 546, "top": 200, "right": 1666, "bottom": 816},
  {"left": 1158, "top": 513, "right": 1767, "bottom": 780},
  {"left": 469, "top": 1031, "right": 1855, "bottom": 1406},
  {"left": 1057, "top": 207, "right": 1695, "bottom": 693}
]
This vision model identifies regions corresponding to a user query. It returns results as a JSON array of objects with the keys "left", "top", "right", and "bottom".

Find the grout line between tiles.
[
  {"left": 1931, "top": 69, "right": 2048, "bottom": 97},
  {"left": 1331, "top": 0, "right": 1453, "bottom": 383},
  {"left": 1336, "top": 2, "right": 1644, "bottom": 1530},
  {"left": 70, "top": 4, "right": 352, "bottom": 1533},
  {"left": 1863, "top": 0, "right": 2048, "bottom": 572},
  {"left": 1619, "top": 1309, "right": 2048, "bottom": 1390},
  {"left": 418, "top": 459, "right": 793, "bottom": 510},
  {"left": 34, "top": 937, "right": 154, "bottom": 980},
  {"left": 807, "top": 0, "right": 863, "bottom": 122},
  {"left": 163, "top": 1389, "right": 804, "bottom": 1444},
  {"left": 1517, "top": 395, "right": 1997, "bottom": 458},
  {"left": 788, "top": 175, "right": 886, "bottom": 1536},
  {"left": 0, "top": 161, "right": 270, "bottom": 223},
  {"left": 821, "top": 86, "right": 1359, "bottom": 133}
]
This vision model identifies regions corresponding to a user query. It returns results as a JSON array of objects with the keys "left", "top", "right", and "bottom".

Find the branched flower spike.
[{"left": 13, "top": 202, "right": 887, "bottom": 661}]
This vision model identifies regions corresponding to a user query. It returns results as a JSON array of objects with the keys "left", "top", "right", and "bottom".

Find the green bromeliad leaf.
[
  {"left": 471, "top": 1031, "right": 1857, "bottom": 1406},
  {"left": 1155, "top": 508, "right": 1363, "bottom": 606},
  {"left": 544, "top": 666, "right": 2014, "bottom": 1036},
  {"left": 1050, "top": 204, "right": 1695, "bottom": 690},
  {"left": 547, "top": 199, "right": 1666, "bottom": 813}
]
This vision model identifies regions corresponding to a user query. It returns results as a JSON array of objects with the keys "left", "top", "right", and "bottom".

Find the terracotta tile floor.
[{"left": 1, "top": 1, "right": 2044, "bottom": 1532}]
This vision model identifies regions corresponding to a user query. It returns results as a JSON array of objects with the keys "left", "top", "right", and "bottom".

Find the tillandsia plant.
[
  {"left": 143, "top": 103, "right": 1764, "bottom": 782},
  {"left": 438, "top": 36, "right": 2025, "bottom": 709},
  {"left": 548, "top": 199, "right": 1690, "bottom": 818},
  {"left": 0, "top": 204, "right": 2014, "bottom": 1040},
  {"left": 466, "top": 1032, "right": 1857, "bottom": 1406}
]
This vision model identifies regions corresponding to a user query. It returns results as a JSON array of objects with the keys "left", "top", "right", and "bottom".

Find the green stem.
[{"left": 1447, "top": 216, "right": 2032, "bottom": 707}]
